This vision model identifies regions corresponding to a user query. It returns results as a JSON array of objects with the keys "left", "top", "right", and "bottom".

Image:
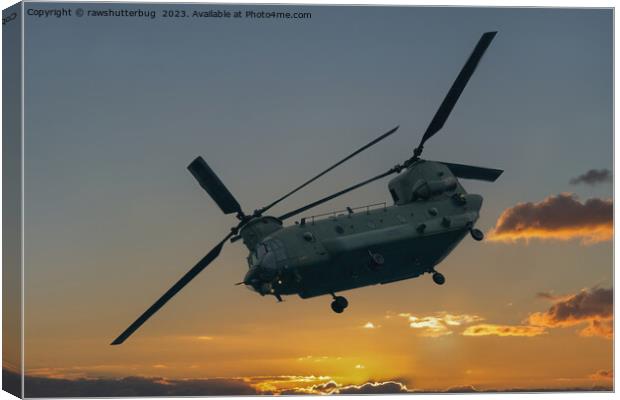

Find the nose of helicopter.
[
  {"left": 243, "top": 268, "right": 274, "bottom": 295},
  {"left": 243, "top": 264, "right": 279, "bottom": 295},
  {"left": 243, "top": 267, "right": 260, "bottom": 287}
]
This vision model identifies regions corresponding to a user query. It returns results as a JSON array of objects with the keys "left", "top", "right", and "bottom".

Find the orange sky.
[{"left": 21, "top": 239, "right": 613, "bottom": 393}]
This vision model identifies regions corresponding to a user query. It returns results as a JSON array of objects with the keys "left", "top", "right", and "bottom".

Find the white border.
[{"left": 0, "top": 1, "right": 616, "bottom": 400}]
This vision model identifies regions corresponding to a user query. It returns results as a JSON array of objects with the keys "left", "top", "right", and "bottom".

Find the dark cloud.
[
  {"left": 10, "top": 370, "right": 613, "bottom": 396},
  {"left": 314, "top": 380, "right": 340, "bottom": 391},
  {"left": 336, "top": 381, "right": 412, "bottom": 394},
  {"left": 528, "top": 287, "right": 613, "bottom": 339},
  {"left": 279, "top": 380, "right": 413, "bottom": 395},
  {"left": 278, "top": 380, "right": 342, "bottom": 395},
  {"left": 20, "top": 372, "right": 419, "bottom": 397},
  {"left": 570, "top": 169, "right": 612, "bottom": 185},
  {"left": 530, "top": 287, "right": 612, "bottom": 323},
  {"left": 489, "top": 193, "right": 612, "bottom": 244},
  {"left": 23, "top": 374, "right": 259, "bottom": 397}
]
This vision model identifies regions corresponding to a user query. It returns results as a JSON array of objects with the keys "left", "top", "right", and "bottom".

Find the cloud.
[
  {"left": 279, "top": 380, "right": 414, "bottom": 395},
  {"left": 462, "top": 324, "right": 547, "bottom": 337},
  {"left": 24, "top": 373, "right": 346, "bottom": 397},
  {"left": 579, "top": 319, "right": 613, "bottom": 339},
  {"left": 246, "top": 375, "right": 334, "bottom": 393},
  {"left": 462, "top": 288, "right": 613, "bottom": 340},
  {"left": 488, "top": 193, "right": 612, "bottom": 244},
  {"left": 13, "top": 370, "right": 613, "bottom": 396},
  {"left": 570, "top": 169, "right": 612, "bottom": 185},
  {"left": 527, "top": 287, "right": 613, "bottom": 339},
  {"left": 362, "top": 322, "right": 379, "bottom": 329},
  {"left": 279, "top": 379, "right": 342, "bottom": 395},
  {"left": 336, "top": 381, "right": 412, "bottom": 394},
  {"left": 398, "top": 312, "right": 483, "bottom": 337},
  {"left": 24, "top": 375, "right": 260, "bottom": 397}
]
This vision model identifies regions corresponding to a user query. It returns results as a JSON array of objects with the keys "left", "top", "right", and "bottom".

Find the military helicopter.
[{"left": 112, "top": 31, "right": 502, "bottom": 345}]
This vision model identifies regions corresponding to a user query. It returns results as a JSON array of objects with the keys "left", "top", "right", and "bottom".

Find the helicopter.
[{"left": 112, "top": 31, "right": 502, "bottom": 345}]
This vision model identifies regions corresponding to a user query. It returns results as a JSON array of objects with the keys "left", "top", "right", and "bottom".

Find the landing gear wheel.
[
  {"left": 330, "top": 296, "right": 348, "bottom": 313},
  {"left": 432, "top": 272, "right": 445, "bottom": 285},
  {"left": 470, "top": 228, "right": 484, "bottom": 241}
]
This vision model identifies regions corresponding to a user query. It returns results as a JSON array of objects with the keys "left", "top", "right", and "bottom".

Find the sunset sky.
[{"left": 12, "top": 3, "right": 613, "bottom": 395}]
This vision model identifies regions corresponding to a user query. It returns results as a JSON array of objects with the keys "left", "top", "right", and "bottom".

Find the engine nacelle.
[
  {"left": 388, "top": 160, "right": 465, "bottom": 205},
  {"left": 411, "top": 177, "right": 457, "bottom": 200}
]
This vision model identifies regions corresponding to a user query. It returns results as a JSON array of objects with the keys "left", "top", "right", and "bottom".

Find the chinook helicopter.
[{"left": 112, "top": 31, "right": 502, "bottom": 345}]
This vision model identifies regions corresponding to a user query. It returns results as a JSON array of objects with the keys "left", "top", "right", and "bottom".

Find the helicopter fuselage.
[{"left": 241, "top": 160, "right": 482, "bottom": 299}]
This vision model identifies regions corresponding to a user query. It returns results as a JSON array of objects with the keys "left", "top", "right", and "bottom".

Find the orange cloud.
[
  {"left": 398, "top": 312, "right": 483, "bottom": 337},
  {"left": 462, "top": 287, "right": 613, "bottom": 340},
  {"left": 247, "top": 375, "right": 334, "bottom": 393},
  {"left": 488, "top": 193, "right": 612, "bottom": 244},
  {"left": 579, "top": 320, "right": 613, "bottom": 339},
  {"left": 528, "top": 287, "right": 613, "bottom": 339},
  {"left": 462, "top": 324, "right": 547, "bottom": 337}
]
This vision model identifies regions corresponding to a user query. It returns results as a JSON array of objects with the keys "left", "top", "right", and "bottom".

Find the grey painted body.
[{"left": 240, "top": 160, "right": 482, "bottom": 299}]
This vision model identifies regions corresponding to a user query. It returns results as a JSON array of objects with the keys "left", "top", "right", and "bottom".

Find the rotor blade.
[
  {"left": 442, "top": 161, "right": 503, "bottom": 182},
  {"left": 111, "top": 232, "right": 232, "bottom": 345},
  {"left": 279, "top": 168, "right": 399, "bottom": 221},
  {"left": 260, "top": 126, "right": 400, "bottom": 214},
  {"left": 188, "top": 156, "right": 242, "bottom": 215},
  {"left": 418, "top": 31, "right": 497, "bottom": 149}
]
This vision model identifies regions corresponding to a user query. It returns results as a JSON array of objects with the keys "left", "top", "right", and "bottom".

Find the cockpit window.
[
  {"left": 249, "top": 243, "right": 268, "bottom": 267},
  {"left": 252, "top": 239, "right": 288, "bottom": 265},
  {"left": 265, "top": 239, "right": 287, "bottom": 262}
]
